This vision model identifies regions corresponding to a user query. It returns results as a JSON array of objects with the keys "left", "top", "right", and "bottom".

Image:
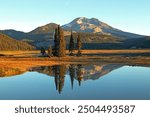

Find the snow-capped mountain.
[{"left": 62, "top": 17, "right": 143, "bottom": 39}]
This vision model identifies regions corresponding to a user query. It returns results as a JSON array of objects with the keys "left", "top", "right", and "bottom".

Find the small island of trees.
[{"left": 41, "top": 25, "right": 82, "bottom": 57}]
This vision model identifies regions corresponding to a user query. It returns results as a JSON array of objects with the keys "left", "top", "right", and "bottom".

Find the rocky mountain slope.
[{"left": 62, "top": 17, "right": 143, "bottom": 39}]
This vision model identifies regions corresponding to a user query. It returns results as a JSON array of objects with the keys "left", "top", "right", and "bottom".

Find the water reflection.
[
  {"left": 0, "top": 63, "right": 150, "bottom": 99},
  {"left": 30, "top": 63, "right": 123, "bottom": 93},
  {"left": 30, "top": 64, "right": 84, "bottom": 94},
  {"left": 0, "top": 67, "right": 24, "bottom": 77}
]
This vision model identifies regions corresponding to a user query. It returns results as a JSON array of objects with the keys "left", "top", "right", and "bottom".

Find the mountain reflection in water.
[
  {"left": 0, "top": 63, "right": 150, "bottom": 100},
  {"left": 29, "top": 64, "right": 123, "bottom": 94}
]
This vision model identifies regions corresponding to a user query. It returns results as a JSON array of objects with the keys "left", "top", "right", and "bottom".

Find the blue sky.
[{"left": 0, "top": 0, "right": 150, "bottom": 35}]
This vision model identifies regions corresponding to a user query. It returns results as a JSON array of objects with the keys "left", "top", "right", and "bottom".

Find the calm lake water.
[{"left": 0, "top": 63, "right": 150, "bottom": 100}]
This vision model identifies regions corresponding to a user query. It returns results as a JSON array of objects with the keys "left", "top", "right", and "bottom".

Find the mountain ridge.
[
  {"left": 62, "top": 17, "right": 143, "bottom": 39},
  {"left": 0, "top": 32, "right": 35, "bottom": 51},
  {"left": 1, "top": 17, "right": 148, "bottom": 49}
]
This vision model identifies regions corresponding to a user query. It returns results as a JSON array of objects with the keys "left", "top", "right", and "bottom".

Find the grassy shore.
[
  {"left": 0, "top": 50, "right": 150, "bottom": 72},
  {"left": 1, "top": 49, "right": 150, "bottom": 57}
]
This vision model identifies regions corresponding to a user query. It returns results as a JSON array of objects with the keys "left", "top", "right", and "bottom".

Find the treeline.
[
  {"left": 81, "top": 36, "right": 150, "bottom": 49},
  {"left": 1, "top": 29, "right": 121, "bottom": 49},
  {"left": 65, "top": 32, "right": 121, "bottom": 44},
  {"left": 0, "top": 33, "right": 35, "bottom": 51},
  {"left": 42, "top": 26, "right": 82, "bottom": 57}
]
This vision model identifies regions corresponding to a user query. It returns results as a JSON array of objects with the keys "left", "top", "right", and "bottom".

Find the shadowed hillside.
[{"left": 0, "top": 33, "right": 35, "bottom": 51}]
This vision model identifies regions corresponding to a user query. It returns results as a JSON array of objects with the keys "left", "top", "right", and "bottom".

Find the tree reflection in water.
[
  {"left": 53, "top": 64, "right": 83, "bottom": 94},
  {"left": 0, "top": 63, "right": 123, "bottom": 94},
  {"left": 53, "top": 65, "right": 66, "bottom": 94}
]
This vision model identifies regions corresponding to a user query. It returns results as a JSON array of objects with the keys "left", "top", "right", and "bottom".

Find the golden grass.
[
  {"left": 1, "top": 56, "right": 150, "bottom": 70},
  {"left": 0, "top": 50, "right": 150, "bottom": 73},
  {"left": 1, "top": 49, "right": 150, "bottom": 56},
  {"left": 79, "top": 49, "right": 150, "bottom": 54}
]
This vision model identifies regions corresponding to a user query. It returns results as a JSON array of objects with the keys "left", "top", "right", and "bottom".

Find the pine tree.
[
  {"left": 53, "top": 28, "right": 59, "bottom": 56},
  {"left": 69, "top": 31, "right": 74, "bottom": 56},
  {"left": 58, "top": 26, "right": 66, "bottom": 57},
  {"left": 53, "top": 25, "right": 66, "bottom": 57},
  {"left": 77, "top": 33, "right": 82, "bottom": 56}
]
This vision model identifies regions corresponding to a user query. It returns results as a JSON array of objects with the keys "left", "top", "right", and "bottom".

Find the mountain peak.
[
  {"left": 62, "top": 17, "right": 143, "bottom": 38},
  {"left": 73, "top": 17, "right": 101, "bottom": 25},
  {"left": 29, "top": 23, "right": 58, "bottom": 34},
  {"left": 62, "top": 17, "right": 111, "bottom": 33}
]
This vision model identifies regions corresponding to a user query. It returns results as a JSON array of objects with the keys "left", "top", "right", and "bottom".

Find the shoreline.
[
  {"left": 1, "top": 55, "right": 150, "bottom": 69},
  {"left": 1, "top": 49, "right": 150, "bottom": 72}
]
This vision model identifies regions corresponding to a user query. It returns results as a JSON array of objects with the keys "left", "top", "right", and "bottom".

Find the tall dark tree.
[
  {"left": 53, "top": 28, "right": 59, "bottom": 56},
  {"left": 77, "top": 33, "right": 82, "bottom": 56},
  {"left": 69, "top": 31, "right": 75, "bottom": 56},
  {"left": 53, "top": 25, "right": 66, "bottom": 57},
  {"left": 58, "top": 26, "right": 66, "bottom": 57}
]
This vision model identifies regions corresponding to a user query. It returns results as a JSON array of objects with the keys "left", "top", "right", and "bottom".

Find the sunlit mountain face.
[{"left": 62, "top": 17, "right": 143, "bottom": 38}]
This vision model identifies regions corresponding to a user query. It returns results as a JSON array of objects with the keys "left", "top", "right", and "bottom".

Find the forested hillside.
[{"left": 0, "top": 33, "right": 35, "bottom": 50}]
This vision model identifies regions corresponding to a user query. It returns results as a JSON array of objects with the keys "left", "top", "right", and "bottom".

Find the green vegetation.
[
  {"left": 65, "top": 32, "right": 121, "bottom": 44},
  {"left": 0, "top": 33, "right": 35, "bottom": 51}
]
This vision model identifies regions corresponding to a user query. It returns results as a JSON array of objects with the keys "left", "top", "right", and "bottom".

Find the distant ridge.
[
  {"left": 0, "top": 32, "right": 35, "bottom": 51},
  {"left": 1, "top": 17, "right": 148, "bottom": 49}
]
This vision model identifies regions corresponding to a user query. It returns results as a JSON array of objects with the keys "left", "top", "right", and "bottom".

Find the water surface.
[{"left": 0, "top": 63, "right": 150, "bottom": 100}]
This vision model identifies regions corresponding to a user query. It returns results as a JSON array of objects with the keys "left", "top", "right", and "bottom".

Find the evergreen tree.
[
  {"left": 77, "top": 33, "right": 82, "bottom": 56},
  {"left": 58, "top": 26, "right": 66, "bottom": 57},
  {"left": 69, "top": 31, "right": 74, "bottom": 56},
  {"left": 53, "top": 28, "right": 59, "bottom": 56},
  {"left": 53, "top": 25, "right": 66, "bottom": 57}
]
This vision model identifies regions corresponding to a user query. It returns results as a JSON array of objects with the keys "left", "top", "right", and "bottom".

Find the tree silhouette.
[
  {"left": 69, "top": 31, "right": 75, "bottom": 56},
  {"left": 58, "top": 26, "right": 66, "bottom": 57},
  {"left": 53, "top": 28, "right": 59, "bottom": 56},
  {"left": 53, "top": 65, "right": 67, "bottom": 94},
  {"left": 53, "top": 25, "right": 66, "bottom": 57},
  {"left": 77, "top": 33, "right": 82, "bottom": 56}
]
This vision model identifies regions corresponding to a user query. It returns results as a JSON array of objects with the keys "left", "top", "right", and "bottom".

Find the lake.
[{"left": 0, "top": 63, "right": 150, "bottom": 100}]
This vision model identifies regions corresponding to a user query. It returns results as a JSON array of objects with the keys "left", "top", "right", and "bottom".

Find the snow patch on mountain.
[{"left": 62, "top": 17, "right": 143, "bottom": 39}]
